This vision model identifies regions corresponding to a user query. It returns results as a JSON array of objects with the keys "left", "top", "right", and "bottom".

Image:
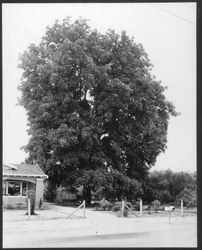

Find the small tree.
[
  {"left": 151, "top": 199, "right": 161, "bottom": 212},
  {"left": 177, "top": 188, "right": 197, "bottom": 208}
]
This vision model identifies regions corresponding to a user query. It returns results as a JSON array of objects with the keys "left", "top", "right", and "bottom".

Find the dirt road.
[{"left": 3, "top": 205, "right": 197, "bottom": 248}]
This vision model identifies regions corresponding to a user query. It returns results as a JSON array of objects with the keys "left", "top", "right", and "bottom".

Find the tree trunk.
[{"left": 84, "top": 186, "right": 91, "bottom": 206}]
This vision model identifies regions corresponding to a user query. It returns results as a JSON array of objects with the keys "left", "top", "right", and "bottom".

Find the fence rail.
[
  {"left": 66, "top": 200, "right": 86, "bottom": 219},
  {"left": 124, "top": 202, "right": 138, "bottom": 217}
]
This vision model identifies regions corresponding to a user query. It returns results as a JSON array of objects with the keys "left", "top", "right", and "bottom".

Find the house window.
[
  {"left": 4, "top": 181, "right": 28, "bottom": 196},
  {"left": 8, "top": 181, "right": 21, "bottom": 196}
]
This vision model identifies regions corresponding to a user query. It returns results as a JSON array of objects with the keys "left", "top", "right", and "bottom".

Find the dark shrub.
[
  {"left": 39, "top": 198, "right": 43, "bottom": 209},
  {"left": 133, "top": 201, "right": 140, "bottom": 211},
  {"left": 44, "top": 182, "right": 56, "bottom": 202},
  {"left": 26, "top": 189, "right": 36, "bottom": 215},
  {"left": 112, "top": 202, "right": 121, "bottom": 212}
]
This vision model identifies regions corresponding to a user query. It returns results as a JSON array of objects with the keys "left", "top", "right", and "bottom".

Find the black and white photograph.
[{"left": 3, "top": 2, "right": 197, "bottom": 248}]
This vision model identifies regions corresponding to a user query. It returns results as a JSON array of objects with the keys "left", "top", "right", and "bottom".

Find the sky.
[{"left": 2, "top": 3, "right": 196, "bottom": 172}]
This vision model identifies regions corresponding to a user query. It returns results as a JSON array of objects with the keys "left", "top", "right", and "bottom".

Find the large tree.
[{"left": 18, "top": 18, "right": 177, "bottom": 205}]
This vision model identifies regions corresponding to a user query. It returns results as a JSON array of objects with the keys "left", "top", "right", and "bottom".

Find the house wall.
[{"left": 3, "top": 196, "right": 27, "bottom": 209}]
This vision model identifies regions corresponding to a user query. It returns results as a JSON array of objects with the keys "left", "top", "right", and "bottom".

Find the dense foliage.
[
  {"left": 142, "top": 170, "right": 196, "bottom": 204},
  {"left": 18, "top": 18, "right": 176, "bottom": 204}
]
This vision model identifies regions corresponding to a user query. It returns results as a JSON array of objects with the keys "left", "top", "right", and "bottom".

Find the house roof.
[{"left": 3, "top": 163, "right": 48, "bottom": 179}]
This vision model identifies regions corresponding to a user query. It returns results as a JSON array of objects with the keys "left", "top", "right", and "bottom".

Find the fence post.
[
  {"left": 121, "top": 200, "right": 124, "bottom": 217},
  {"left": 140, "top": 198, "right": 143, "bottom": 217},
  {"left": 28, "top": 198, "right": 30, "bottom": 220},
  {"left": 83, "top": 200, "right": 86, "bottom": 218},
  {"left": 181, "top": 199, "right": 184, "bottom": 217}
]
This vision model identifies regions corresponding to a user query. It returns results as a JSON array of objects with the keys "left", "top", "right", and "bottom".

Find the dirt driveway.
[{"left": 3, "top": 203, "right": 197, "bottom": 248}]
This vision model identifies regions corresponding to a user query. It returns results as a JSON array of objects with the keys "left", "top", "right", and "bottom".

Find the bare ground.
[{"left": 3, "top": 202, "right": 197, "bottom": 248}]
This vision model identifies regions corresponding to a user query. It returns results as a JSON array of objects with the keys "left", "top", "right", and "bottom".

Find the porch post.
[{"left": 35, "top": 178, "right": 44, "bottom": 208}]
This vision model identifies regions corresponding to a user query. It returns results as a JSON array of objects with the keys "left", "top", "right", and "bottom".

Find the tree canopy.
[{"left": 18, "top": 17, "right": 177, "bottom": 204}]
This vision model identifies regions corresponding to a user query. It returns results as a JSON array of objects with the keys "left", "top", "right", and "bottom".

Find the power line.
[{"left": 148, "top": 4, "right": 196, "bottom": 26}]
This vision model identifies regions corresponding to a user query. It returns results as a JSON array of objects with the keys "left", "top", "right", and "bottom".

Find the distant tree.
[
  {"left": 18, "top": 18, "right": 177, "bottom": 205},
  {"left": 159, "top": 190, "right": 172, "bottom": 203},
  {"left": 142, "top": 169, "right": 197, "bottom": 204},
  {"left": 170, "top": 171, "right": 196, "bottom": 198},
  {"left": 177, "top": 187, "right": 197, "bottom": 208}
]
